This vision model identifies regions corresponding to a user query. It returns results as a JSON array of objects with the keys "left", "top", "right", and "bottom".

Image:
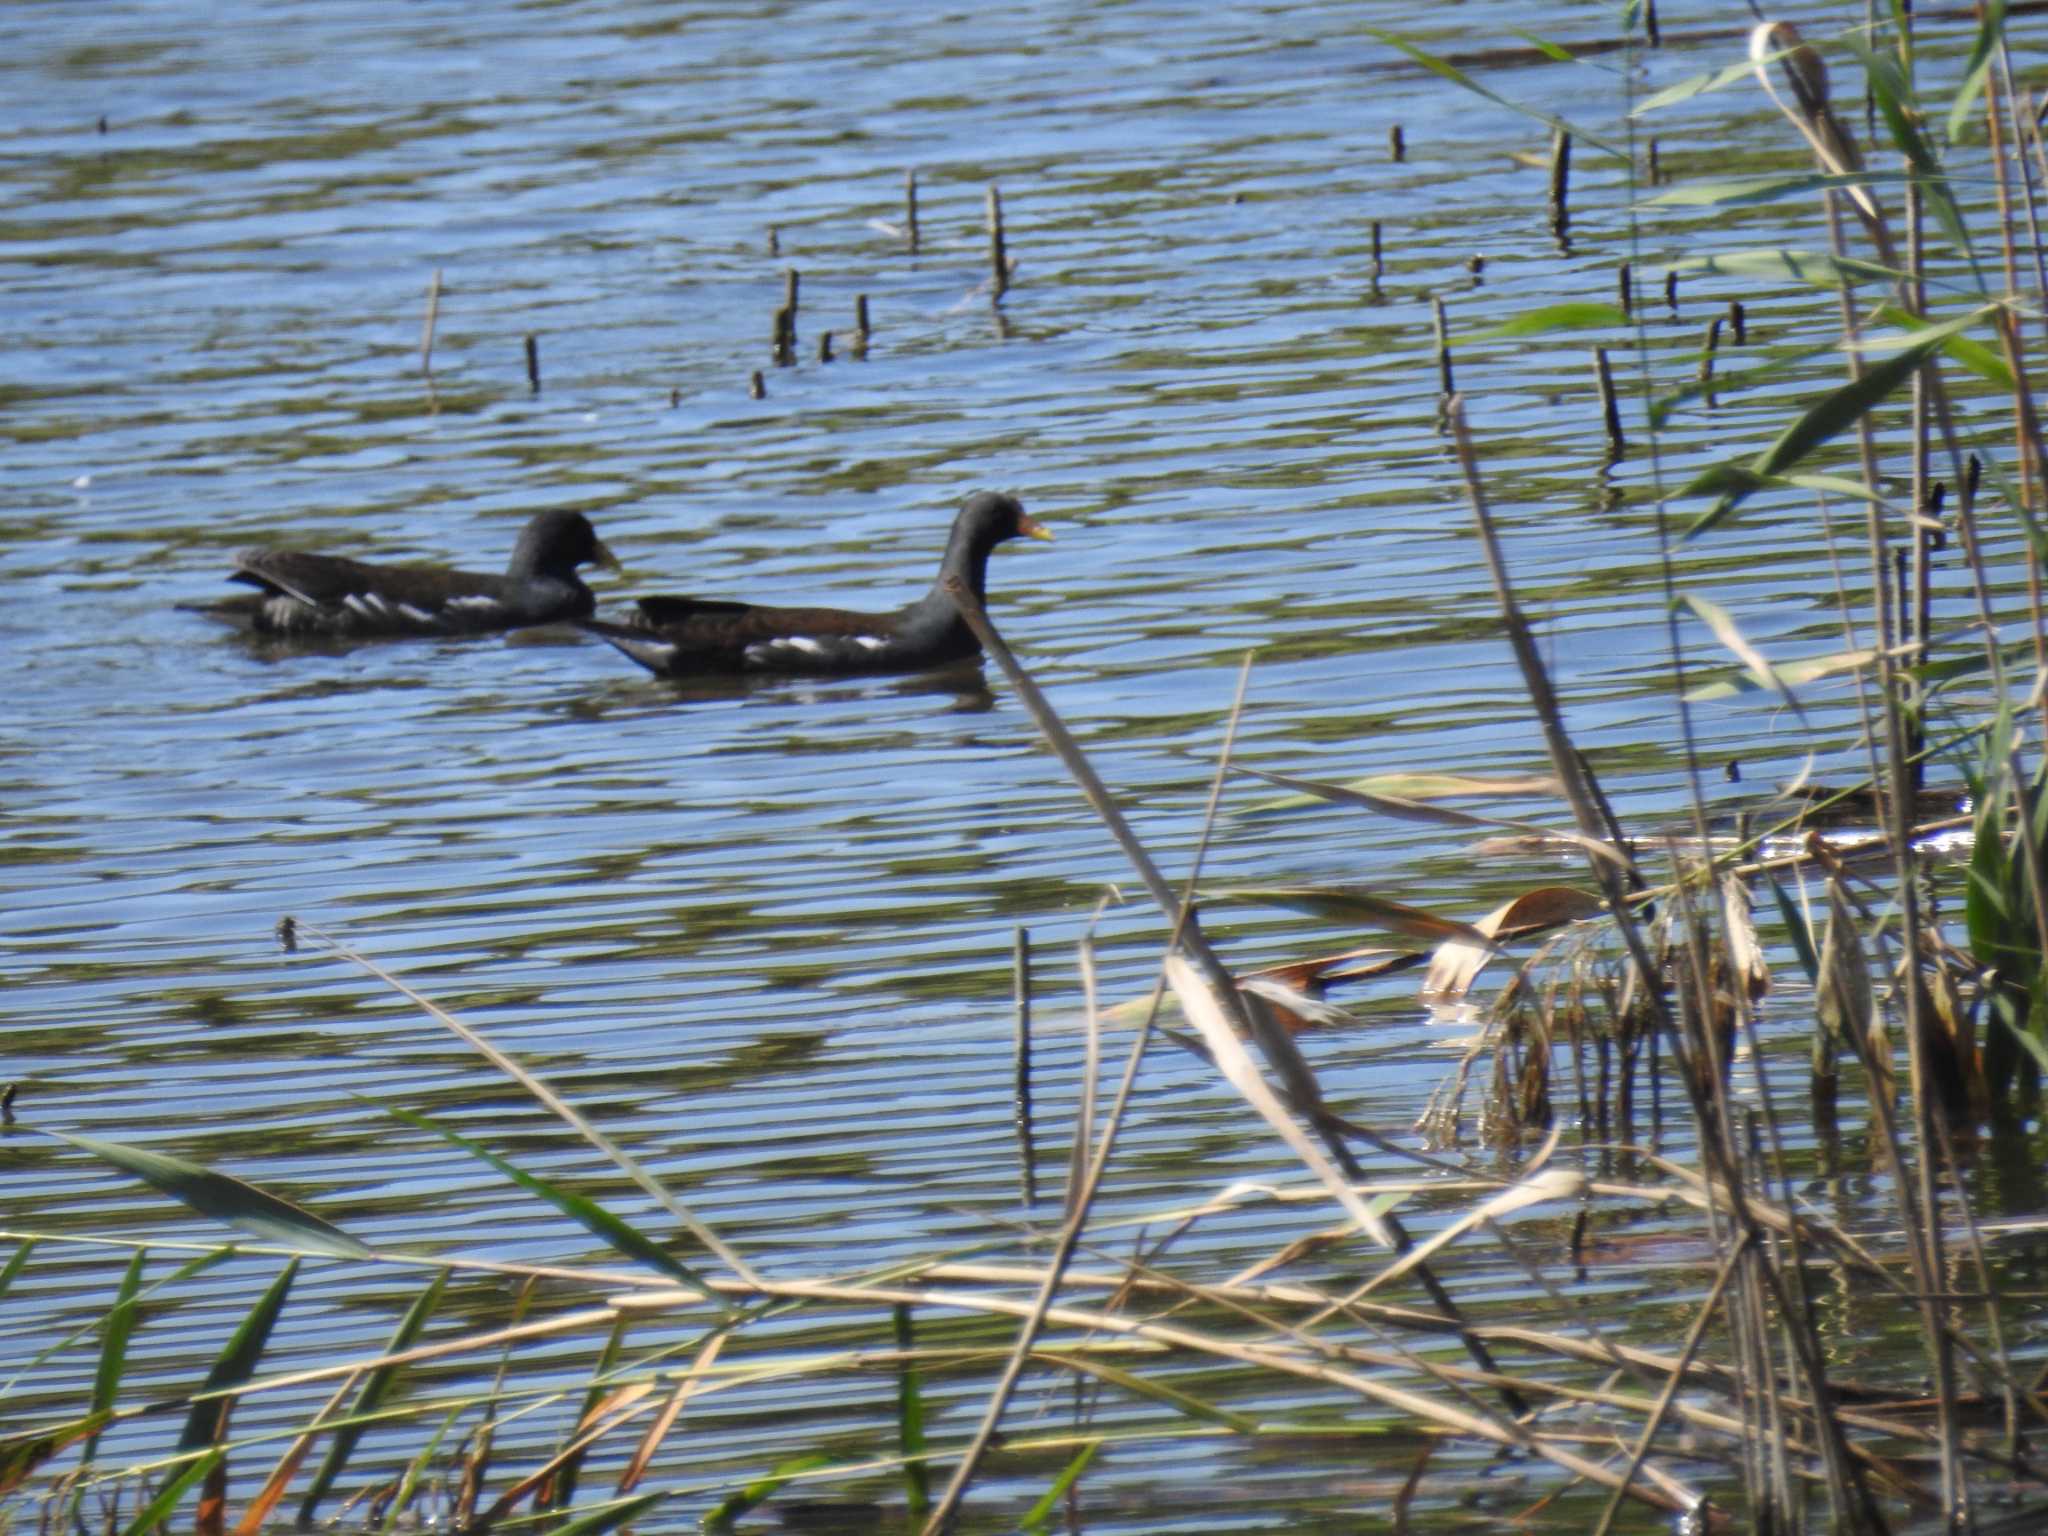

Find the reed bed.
[{"left": 6, "top": 6, "right": 2048, "bottom": 1533}]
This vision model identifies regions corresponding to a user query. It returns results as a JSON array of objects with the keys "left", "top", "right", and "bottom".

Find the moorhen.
[
  {"left": 184, "top": 510, "right": 618, "bottom": 637},
  {"left": 583, "top": 491, "right": 1051, "bottom": 678}
]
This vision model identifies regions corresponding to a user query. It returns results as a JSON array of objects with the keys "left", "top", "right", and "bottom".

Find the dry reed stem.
[
  {"left": 29, "top": 1239, "right": 2015, "bottom": 1519},
  {"left": 1454, "top": 377, "right": 1901, "bottom": 1521},
  {"left": 231, "top": 1372, "right": 358, "bottom": 1536},
  {"left": 617, "top": 1332, "right": 723, "bottom": 1495},
  {"left": 475, "top": 1386, "right": 657, "bottom": 1528},
  {"left": 912, "top": 626, "right": 1254, "bottom": 1534},
  {"left": 1070, "top": 937, "right": 1101, "bottom": 1220},
  {"left": 626, "top": 1276, "right": 1709, "bottom": 1510},
  {"left": 1166, "top": 957, "right": 1393, "bottom": 1248},
  {"left": 942, "top": 584, "right": 1527, "bottom": 1414}
]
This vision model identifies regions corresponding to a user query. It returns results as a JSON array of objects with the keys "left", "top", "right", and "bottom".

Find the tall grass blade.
[
  {"left": 704, "top": 1453, "right": 833, "bottom": 1530},
  {"left": 1648, "top": 171, "right": 1903, "bottom": 208},
  {"left": 1685, "top": 643, "right": 1877, "bottom": 700},
  {"left": 116, "top": 1450, "right": 221, "bottom": 1536},
  {"left": 1467, "top": 302, "right": 1628, "bottom": 340},
  {"left": 382, "top": 1406, "right": 462, "bottom": 1536},
  {"left": 546, "top": 1318, "right": 630, "bottom": 1511},
  {"left": 1685, "top": 310, "right": 1982, "bottom": 534},
  {"left": 1203, "top": 885, "right": 1494, "bottom": 946},
  {"left": 179, "top": 1259, "right": 300, "bottom": 1454},
  {"left": 296, "top": 1269, "right": 448, "bottom": 1524},
  {"left": 1631, "top": 58, "right": 1759, "bottom": 116},
  {"left": 49, "top": 1132, "right": 370, "bottom": 1259},
  {"left": 1679, "top": 593, "right": 1809, "bottom": 718},
  {"left": 1063, "top": 1355, "right": 1258, "bottom": 1431},
  {"left": 1021, "top": 1441, "right": 1100, "bottom": 1529},
  {"left": 1237, "top": 770, "right": 1560, "bottom": 816},
  {"left": 84, "top": 1248, "right": 146, "bottom": 1465},
  {"left": 893, "top": 1304, "right": 930, "bottom": 1516},
  {"left": 1848, "top": 34, "right": 1978, "bottom": 276},
  {"left": 197, "top": 1433, "right": 228, "bottom": 1536},
  {"left": 1360, "top": 27, "right": 1622, "bottom": 156},
  {"left": 235, "top": 1373, "right": 359, "bottom": 1536},
  {"left": 6, "top": 1251, "right": 231, "bottom": 1414},
  {"left": 529, "top": 1491, "right": 664, "bottom": 1536},
  {"left": 1944, "top": 0, "right": 2008, "bottom": 144},
  {"left": 1873, "top": 301, "right": 2013, "bottom": 387},
  {"left": 1237, "top": 765, "right": 1627, "bottom": 868},
  {"left": 0, "top": 1241, "right": 31, "bottom": 1304},
  {"left": 379, "top": 1102, "right": 713, "bottom": 1295},
  {"left": 1765, "top": 869, "right": 1820, "bottom": 984},
  {"left": 296, "top": 920, "right": 758, "bottom": 1295},
  {"left": 1363, "top": 1165, "right": 1584, "bottom": 1295},
  {"left": 1662, "top": 248, "right": 1904, "bottom": 288}
]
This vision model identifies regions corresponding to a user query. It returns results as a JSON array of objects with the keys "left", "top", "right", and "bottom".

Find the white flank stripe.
[
  {"left": 854, "top": 636, "right": 888, "bottom": 651},
  {"left": 445, "top": 594, "right": 503, "bottom": 612},
  {"left": 396, "top": 603, "right": 435, "bottom": 624},
  {"left": 783, "top": 636, "right": 826, "bottom": 655},
  {"left": 343, "top": 592, "right": 387, "bottom": 618}
]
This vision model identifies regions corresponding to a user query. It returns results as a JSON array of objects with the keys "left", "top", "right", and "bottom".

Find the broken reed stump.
[
  {"left": 1617, "top": 260, "right": 1633, "bottom": 318},
  {"left": 1466, "top": 253, "right": 1485, "bottom": 279},
  {"left": 1664, "top": 268, "right": 1679, "bottom": 314},
  {"left": 1389, "top": 123, "right": 1405, "bottom": 161},
  {"left": 772, "top": 305, "right": 795, "bottom": 367},
  {"left": 1726, "top": 298, "right": 1746, "bottom": 345},
  {"left": 905, "top": 168, "right": 920, "bottom": 254},
  {"left": 987, "top": 184, "right": 1010, "bottom": 302},
  {"left": 767, "top": 225, "right": 779, "bottom": 256},
  {"left": 1370, "top": 220, "right": 1383, "bottom": 282},
  {"left": 523, "top": 333, "right": 540, "bottom": 393},
  {"left": 853, "top": 293, "right": 872, "bottom": 356},
  {"left": 1593, "top": 347, "right": 1624, "bottom": 457},
  {"left": 1648, "top": 137, "right": 1661, "bottom": 185},
  {"left": 419, "top": 268, "right": 442, "bottom": 376},
  {"left": 783, "top": 267, "right": 799, "bottom": 316},
  {"left": 818, "top": 330, "right": 834, "bottom": 363},
  {"left": 749, "top": 369, "right": 766, "bottom": 400},
  {"left": 1645, "top": 0, "right": 1661, "bottom": 46},
  {"left": 1432, "top": 295, "right": 1454, "bottom": 396},
  {"left": 1548, "top": 126, "right": 1572, "bottom": 240}
]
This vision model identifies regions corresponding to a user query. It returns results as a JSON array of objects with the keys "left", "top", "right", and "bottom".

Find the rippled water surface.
[{"left": 5, "top": 1, "right": 2043, "bottom": 1529}]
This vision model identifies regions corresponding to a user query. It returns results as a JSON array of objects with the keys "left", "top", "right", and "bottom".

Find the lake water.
[{"left": 3, "top": 2, "right": 2038, "bottom": 1530}]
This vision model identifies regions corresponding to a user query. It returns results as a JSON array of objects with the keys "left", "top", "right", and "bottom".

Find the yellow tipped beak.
[
  {"left": 1017, "top": 514, "right": 1055, "bottom": 543},
  {"left": 591, "top": 538, "right": 623, "bottom": 573}
]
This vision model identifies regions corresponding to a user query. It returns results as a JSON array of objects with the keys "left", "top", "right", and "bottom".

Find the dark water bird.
[
  {"left": 184, "top": 510, "right": 618, "bottom": 637},
  {"left": 583, "top": 491, "right": 1051, "bottom": 678}
]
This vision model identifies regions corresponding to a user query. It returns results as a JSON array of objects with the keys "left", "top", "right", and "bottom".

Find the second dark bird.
[{"left": 583, "top": 491, "right": 1051, "bottom": 678}]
